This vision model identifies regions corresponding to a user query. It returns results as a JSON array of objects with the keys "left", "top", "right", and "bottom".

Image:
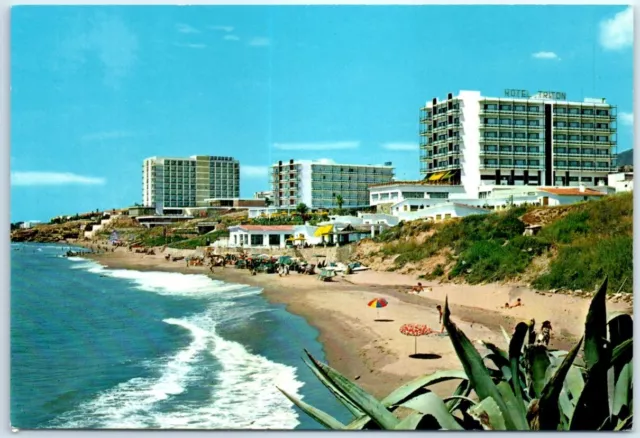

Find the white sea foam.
[{"left": 54, "top": 257, "right": 305, "bottom": 429}]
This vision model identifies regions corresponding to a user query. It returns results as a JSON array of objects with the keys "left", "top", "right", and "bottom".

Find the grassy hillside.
[{"left": 355, "top": 192, "right": 632, "bottom": 293}]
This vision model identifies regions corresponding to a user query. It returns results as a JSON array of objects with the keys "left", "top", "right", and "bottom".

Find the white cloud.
[
  {"left": 209, "top": 25, "right": 234, "bottom": 32},
  {"left": 174, "top": 43, "right": 207, "bottom": 49},
  {"left": 11, "top": 172, "right": 106, "bottom": 186},
  {"left": 248, "top": 37, "right": 271, "bottom": 47},
  {"left": 599, "top": 7, "right": 633, "bottom": 50},
  {"left": 81, "top": 130, "right": 134, "bottom": 142},
  {"left": 273, "top": 141, "right": 360, "bottom": 151},
  {"left": 532, "top": 51, "right": 560, "bottom": 60},
  {"left": 314, "top": 158, "right": 336, "bottom": 164},
  {"left": 382, "top": 142, "right": 418, "bottom": 151},
  {"left": 224, "top": 35, "right": 240, "bottom": 41},
  {"left": 619, "top": 111, "right": 634, "bottom": 126},
  {"left": 241, "top": 165, "right": 268, "bottom": 178},
  {"left": 176, "top": 23, "right": 200, "bottom": 34}
]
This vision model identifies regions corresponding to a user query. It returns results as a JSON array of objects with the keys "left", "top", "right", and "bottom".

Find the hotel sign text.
[{"left": 504, "top": 89, "right": 567, "bottom": 100}]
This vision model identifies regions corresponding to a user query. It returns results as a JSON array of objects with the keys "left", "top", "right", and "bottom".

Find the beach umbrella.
[
  {"left": 399, "top": 323, "right": 433, "bottom": 355},
  {"left": 368, "top": 298, "right": 389, "bottom": 319}
]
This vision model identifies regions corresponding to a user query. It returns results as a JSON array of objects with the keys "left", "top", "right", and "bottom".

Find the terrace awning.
[
  {"left": 440, "top": 171, "right": 453, "bottom": 180},
  {"left": 314, "top": 224, "right": 334, "bottom": 237},
  {"left": 428, "top": 172, "right": 446, "bottom": 182}
]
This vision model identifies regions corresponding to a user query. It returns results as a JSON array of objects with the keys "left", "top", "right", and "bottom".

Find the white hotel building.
[
  {"left": 419, "top": 89, "right": 617, "bottom": 197},
  {"left": 143, "top": 155, "right": 240, "bottom": 208},
  {"left": 270, "top": 159, "right": 394, "bottom": 209},
  {"left": 369, "top": 89, "right": 618, "bottom": 220}
]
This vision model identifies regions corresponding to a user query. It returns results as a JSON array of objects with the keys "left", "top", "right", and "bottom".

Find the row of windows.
[
  {"left": 555, "top": 161, "right": 611, "bottom": 167},
  {"left": 484, "top": 159, "right": 541, "bottom": 166},
  {"left": 484, "top": 145, "right": 540, "bottom": 153},
  {"left": 485, "top": 132, "right": 541, "bottom": 139},
  {"left": 311, "top": 166, "right": 392, "bottom": 174},
  {"left": 554, "top": 107, "right": 610, "bottom": 116},
  {"left": 555, "top": 147, "right": 610, "bottom": 155},
  {"left": 483, "top": 118, "right": 541, "bottom": 126},
  {"left": 554, "top": 121, "right": 610, "bottom": 129},
  {"left": 553, "top": 134, "right": 611, "bottom": 142},
  {"left": 373, "top": 191, "right": 449, "bottom": 201},
  {"left": 484, "top": 104, "right": 540, "bottom": 112}
]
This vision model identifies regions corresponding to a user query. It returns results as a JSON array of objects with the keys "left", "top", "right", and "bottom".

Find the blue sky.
[{"left": 10, "top": 5, "right": 633, "bottom": 222}]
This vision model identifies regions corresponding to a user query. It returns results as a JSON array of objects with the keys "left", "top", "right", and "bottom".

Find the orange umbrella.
[{"left": 400, "top": 323, "right": 433, "bottom": 354}]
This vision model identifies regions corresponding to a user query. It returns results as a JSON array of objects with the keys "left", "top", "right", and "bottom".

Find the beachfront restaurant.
[{"left": 228, "top": 225, "right": 294, "bottom": 249}]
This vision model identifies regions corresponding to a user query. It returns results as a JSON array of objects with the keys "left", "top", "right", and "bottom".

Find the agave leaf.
[
  {"left": 345, "top": 415, "right": 373, "bottom": 430},
  {"left": 611, "top": 338, "right": 633, "bottom": 368},
  {"left": 537, "top": 337, "right": 583, "bottom": 430},
  {"left": 278, "top": 387, "right": 346, "bottom": 430},
  {"left": 302, "top": 358, "right": 363, "bottom": 418},
  {"left": 399, "top": 392, "right": 464, "bottom": 430},
  {"left": 613, "top": 415, "right": 633, "bottom": 431},
  {"left": 497, "top": 381, "right": 529, "bottom": 430},
  {"left": 558, "top": 388, "right": 574, "bottom": 424},
  {"left": 442, "top": 395, "right": 477, "bottom": 407},
  {"left": 564, "top": 365, "right": 585, "bottom": 404},
  {"left": 608, "top": 313, "right": 633, "bottom": 381},
  {"left": 501, "top": 325, "right": 512, "bottom": 346},
  {"left": 443, "top": 297, "right": 517, "bottom": 429},
  {"left": 480, "top": 341, "right": 509, "bottom": 361},
  {"left": 382, "top": 369, "right": 468, "bottom": 407},
  {"left": 468, "top": 396, "right": 507, "bottom": 431},
  {"left": 508, "top": 322, "right": 529, "bottom": 408},
  {"left": 394, "top": 412, "right": 424, "bottom": 430},
  {"left": 612, "top": 362, "right": 632, "bottom": 418},
  {"left": 303, "top": 350, "right": 400, "bottom": 429},
  {"left": 445, "top": 379, "right": 472, "bottom": 412},
  {"left": 571, "top": 278, "right": 612, "bottom": 430},
  {"left": 527, "top": 344, "right": 551, "bottom": 398}
]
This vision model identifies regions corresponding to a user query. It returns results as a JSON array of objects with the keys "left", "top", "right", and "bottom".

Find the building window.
[
  {"left": 514, "top": 105, "right": 526, "bottom": 112},
  {"left": 596, "top": 109, "right": 609, "bottom": 116},
  {"left": 555, "top": 121, "right": 566, "bottom": 127},
  {"left": 500, "top": 132, "right": 512, "bottom": 138},
  {"left": 568, "top": 108, "right": 579, "bottom": 114},
  {"left": 372, "top": 194, "right": 379, "bottom": 200},
  {"left": 528, "top": 146, "right": 540, "bottom": 153},
  {"left": 597, "top": 136, "right": 609, "bottom": 142},
  {"left": 583, "top": 122, "right": 594, "bottom": 129},
  {"left": 251, "top": 234, "right": 264, "bottom": 246},
  {"left": 500, "top": 119, "right": 512, "bottom": 125},
  {"left": 268, "top": 235, "right": 281, "bottom": 246},
  {"left": 485, "top": 118, "right": 497, "bottom": 125},
  {"left": 428, "top": 192, "right": 449, "bottom": 199},
  {"left": 500, "top": 145, "right": 512, "bottom": 152},
  {"left": 514, "top": 145, "right": 526, "bottom": 153},
  {"left": 528, "top": 133, "right": 540, "bottom": 139},
  {"left": 582, "top": 135, "right": 594, "bottom": 141},
  {"left": 403, "top": 192, "right": 425, "bottom": 199},
  {"left": 582, "top": 109, "right": 594, "bottom": 115},
  {"left": 500, "top": 159, "right": 512, "bottom": 165},
  {"left": 499, "top": 104, "right": 512, "bottom": 111},
  {"left": 569, "top": 135, "right": 580, "bottom": 141},
  {"left": 529, "top": 160, "right": 540, "bottom": 166},
  {"left": 486, "top": 145, "right": 498, "bottom": 151},
  {"left": 528, "top": 106, "right": 540, "bottom": 112},
  {"left": 555, "top": 107, "right": 567, "bottom": 114},
  {"left": 515, "top": 159, "right": 526, "bottom": 166},
  {"left": 484, "top": 104, "right": 498, "bottom": 110},
  {"left": 514, "top": 119, "right": 526, "bottom": 126},
  {"left": 514, "top": 132, "right": 526, "bottom": 139},
  {"left": 485, "top": 132, "right": 498, "bottom": 138}
]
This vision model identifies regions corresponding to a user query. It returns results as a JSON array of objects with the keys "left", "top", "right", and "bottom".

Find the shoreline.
[{"left": 67, "top": 245, "right": 630, "bottom": 401}]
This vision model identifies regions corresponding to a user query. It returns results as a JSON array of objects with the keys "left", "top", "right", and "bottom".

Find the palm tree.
[
  {"left": 264, "top": 197, "right": 272, "bottom": 208},
  {"left": 296, "top": 202, "right": 309, "bottom": 215},
  {"left": 335, "top": 194, "right": 344, "bottom": 213}
]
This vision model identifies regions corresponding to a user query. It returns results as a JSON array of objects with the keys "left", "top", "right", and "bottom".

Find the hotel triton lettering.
[{"left": 504, "top": 89, "right": 567, "bottom": 100}]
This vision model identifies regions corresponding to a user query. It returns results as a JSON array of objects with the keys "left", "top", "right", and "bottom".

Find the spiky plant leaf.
[
  {"left": 394, "top": 412, "right": 423, "bottom": 430},
  {"left": 611, "top": 338, "right": 633, "bottom": 368},
  {"left": 527, "top": 344, "right": 551, "bottom": 398},
  {"left": 500, "top": 325, "right": 512, "bottom": 346},
  {"left": 508, "top": 322, "right": 530, "bottom": 408},
  {"left": 445, "top": 379, "right": 472, "bottom": 413},
  {"left": 442, "top": 296, "right": 517, "bottom": 429},
  {"left": 382, "top": 369, "right": 468, "bottom": 407},
  {"left": 497, "top": 381, "right": 529, "bottom": 430},
  {"left": 608, "top": 313, "right": 633, "bottom": 381},
  {"left": 399, "top": 392, "right": 463, "bottom": 430},
  {"left": 302, "top": 357, "right": 363, "bottom": 417},
  {"left": 536, "top": 336, "right": 583, "bottom": 430},
  {"left": 612, "top": 362, "right": 632, "bottom": 418},
  {"left": 303, "top": 350, "right": 400, "bottom": 429},
  {"left": 468, "top": 396, "right": 507, "bottom": 430},
  {"left": 278, "top": 387, "right": 346, "bottom": 430},
  {"left": 571, "top": 278, "right": 611, "bottom": 430}
]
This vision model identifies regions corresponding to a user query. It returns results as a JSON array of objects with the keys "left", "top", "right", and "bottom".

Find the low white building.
[
  {"left": 396, "top": 203, "right": 491, "bottom": 222},
  {"left": 247, "top": 207, "right": 282, "bottom": 219},
  {"left": 536, "top": 187, "right": 606, "bottom": 206},
  {"left": 368, "top": 181, "right": 468, "bottom": 214},
  {"left": 20, "top": 221, "right": 42, "bottom": 229},
  {"left": 228, "top": 225, "right": 294, "bottom": 248},
  {"left": 607, "top": 172, "right": 633, "bottom": 193},
  {"left": 358, "top": 213, "right": 400, "bottom": 227}
]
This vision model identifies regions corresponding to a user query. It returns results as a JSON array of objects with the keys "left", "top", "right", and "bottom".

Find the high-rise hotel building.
[
  {"left": 142, "top": 155, "right": 240, "bottom": 208},
  {"left": 270, "top": 159, "right": 395, "bottom": 209},
  {"left": 419, "top": 90, "right": 617, "bottom": 198}
]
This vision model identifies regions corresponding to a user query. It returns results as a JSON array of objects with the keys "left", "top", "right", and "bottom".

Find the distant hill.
[{"left": 618, "top": 148, "right": 633, "bottom": 166}]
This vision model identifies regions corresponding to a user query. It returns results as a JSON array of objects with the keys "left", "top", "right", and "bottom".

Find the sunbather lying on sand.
[
  {"left": 503, "top": 298, "right": 524, "bottom": 309},
  {"left": 411, "top": 283, "right": 424, "bottom": 293}
]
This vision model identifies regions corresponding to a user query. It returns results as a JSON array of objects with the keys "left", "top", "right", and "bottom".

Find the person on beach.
[
  {"left": 511, "top": 298, "right": 524, "bottom": 308},
  {"left": 411, "top": 283, "right": 424, "bottom": 293},
  {"left": 436, "top": 305, "right": 445, "bottom": 333}
]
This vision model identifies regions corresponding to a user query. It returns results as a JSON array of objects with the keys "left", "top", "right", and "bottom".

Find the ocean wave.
[{"left": 51, "top": 310, "right": 304, "bottom": 429}]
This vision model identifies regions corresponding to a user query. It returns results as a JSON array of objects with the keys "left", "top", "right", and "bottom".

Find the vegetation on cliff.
[{"left": 354, "top": 192, "right": 632, "bottom": 293}]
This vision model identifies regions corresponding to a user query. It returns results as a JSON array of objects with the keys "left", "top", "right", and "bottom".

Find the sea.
[{"left": 10, "top": 242, "right": 350, "bottom": 430}]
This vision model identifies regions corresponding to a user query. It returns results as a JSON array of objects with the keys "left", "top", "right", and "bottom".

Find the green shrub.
[
  {"left": 167, "top": 230, "right": 230, "bottom": 249},
  {"left": 449, "top": 240, "right": 531, "bottom": 284},
  {"left": 533, "top": 236, "right": 632, "bottom": 293}
]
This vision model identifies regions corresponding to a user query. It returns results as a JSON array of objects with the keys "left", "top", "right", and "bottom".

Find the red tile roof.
[
  {"left": 237, "top": 225, "right": 294, "bottom": 232},
  {"left": 539, "top": 188, "right": 606, "bottom": 197}
]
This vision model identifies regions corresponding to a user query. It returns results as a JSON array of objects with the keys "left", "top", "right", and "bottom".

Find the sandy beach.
[{"left": 79, "top": 246, "right": 632, "bottom": 400}]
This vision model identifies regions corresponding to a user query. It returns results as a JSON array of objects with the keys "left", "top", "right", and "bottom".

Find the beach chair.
[{"left": 318, "top": 269, "right": 336, "bottom": 282}]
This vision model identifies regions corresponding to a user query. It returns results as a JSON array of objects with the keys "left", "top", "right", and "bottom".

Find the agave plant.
[{"left": 278, "top": 277, "right": 632, "bottom": 430}]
